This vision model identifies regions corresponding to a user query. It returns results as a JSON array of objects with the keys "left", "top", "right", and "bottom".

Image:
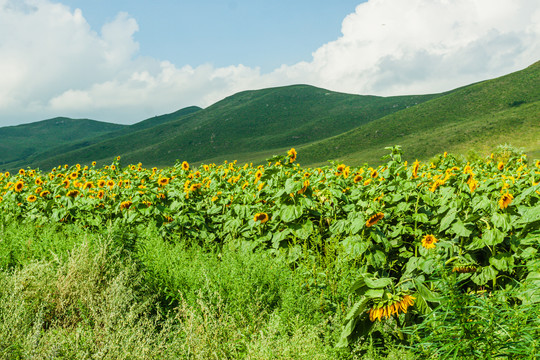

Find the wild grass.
[
  {"left": 1, "top": 219, "right": 538, "bottom": 359},
  {"left": 0, "top": 221, "right": 416, "bottom": 359}
]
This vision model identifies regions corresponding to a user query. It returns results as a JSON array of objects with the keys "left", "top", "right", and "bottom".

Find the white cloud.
[
  {"left": 0, "top": 0, "right": 538, "bottom": 126},
  {"left": 272, "top": 0, "right": 540, "bottom": 95}
]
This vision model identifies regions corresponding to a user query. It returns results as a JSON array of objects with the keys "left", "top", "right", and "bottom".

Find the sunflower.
[
  {"left": 40, "top": 190, "right": 51, "bottom": 197},
  {"left": 366, "top": 212, "right": 384, "bottom": 227},
  {"left": 107, "top": 180, "right": 115, "bottom": 188},
  {"left": 19, "top": 169, "right": 25, "bottom": 176},
  {"left": 353, "top": 174, "right": 363, "bottom": 183},
  {"left": 83, "top": 182, "right": 94, "bottom": 190},
  {"left": 35, "top": 186, "right": 42, "bottom": 194},
  {"left": 27, "top": 195, "right": 37, "bottom": 202},
  {"left": 499, "top": 193, "right": 513, "bottom": 209},
  {"left": 69, "top": 172, "right": 78, "bottom": 180},
  {"left": 497, "top": 162, "right": 504, "bottom": 171},
  {"left": 421, "top": 234, "right": 438, "bottom": 249},
  {"left": 4, "top": 172, "right": 9, "bottom": 177},
  {"left": 92, "top": 161, "right": 97, "bottom": 166},
  {"left": 412, "top": 160, "right": 420, "bottom": 178},
  {"left": 35, "top": 178, "right": 43, "bottom": 185},
  {"left": 181, "top": 161, "right": 190, "bottom": 171},
  {"left": 66, "top": 189, "right": 79, "bottom": 198},
  {"left": 298, "top": 179, "right": 309, "bottom": 194},
  {"left": 253, "top": 212, "right": 269, "bottom": 223},
  {"left": 97, "top": 190, "right": 105, "bottom": 199},
  {"left": 14, "top": 180, "right": 24, "bottom": 192},
  {"left": 254, "top": 170, "right": 263, "bottom": 184},
  {"left": 336, "top": 164, "right": 346, "bottom": 174},
  {"left": 158, "top": 177, "right": 170, "bottom": 186},
  {"left": 368, "top": 295, "right": 415, "bottom": 322},
  {"left": 120, "top": 200, "right": 133, "bottom": 210},
  {"left": 287, "top": 148, "right": 297, "bottom": 163}
]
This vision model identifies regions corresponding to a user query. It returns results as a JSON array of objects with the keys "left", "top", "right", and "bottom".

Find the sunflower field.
[{"left": 1, "top": 146, "right": 539, "bottom": 358}]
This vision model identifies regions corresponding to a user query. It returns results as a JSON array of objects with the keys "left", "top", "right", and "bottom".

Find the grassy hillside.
[
  {"left": 19, "top": 85, "right": 441, "bottom": 169},
  {"left": 1, "top": 107, "right": 202, "bottom": 171},
  {"left": 2, "top": 61, "right": 538, "bottom": 170},
  {"left": 0, "top": 117, "right": 125, "bottom": 168},
  {"left": 297, "top": 60, "right": 540, "bottom": 165}
]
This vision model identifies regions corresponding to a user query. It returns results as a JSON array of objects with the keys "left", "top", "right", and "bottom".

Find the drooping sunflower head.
[
  {"left": 253, "top": 212, "right": 269, "bottom": 223},
  {"left": 412, "top": 160, "right": 420, "bottom": 178},
  {"left": 66, "top": 189, "right": 79, "bottom": 198},
  {"left": 499, "top": 193, "right": 513, "bottom": 209},
  {"left": 287, "top": 148, "right": 297, "bottom": 163},
  {"left": 366, "top": 212, "right": 384, "bottom": 227},
  {"left": 120, "top": 200, "right": 133, "bottom": 210},
  {"left": 421, "top": 234, "right": 438, "bottom": 249}
]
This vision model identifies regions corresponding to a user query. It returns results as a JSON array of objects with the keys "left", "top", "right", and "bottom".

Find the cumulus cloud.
[
  {"left": 273, "top": 0, "right": 540, "bottom": 95},
  {"left": 0, "top": 0, "right": 538, "bottom": 126}
]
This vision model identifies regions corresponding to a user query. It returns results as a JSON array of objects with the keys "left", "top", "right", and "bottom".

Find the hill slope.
[
  {"left": 17, "top": 85, "right": 441, "bottom": 169},
  {"left": 0, "top": 118, "right": 125, "bottom": 167},
  {"left": 297, "top": 60, "right": 540, "bottom": 165},
  {"left": 0, "top": 107, "right": 202, "bottom": 171}
]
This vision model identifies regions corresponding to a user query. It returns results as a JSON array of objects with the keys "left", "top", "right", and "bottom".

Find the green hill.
[
  {"left": 12, "top": 86, "right": 440, "bottom": 170},
  {"left": 1, "top": 60, "right": 538, "bottom": 170},
  {"left": 297, "top": 60, "right": 540, "bottom": 165},
  {"left": 0, "top": 117, "right": 125, "bottom": 168},
  {"left": 0, "top": 107, "right": 202, "bottom": 171}
]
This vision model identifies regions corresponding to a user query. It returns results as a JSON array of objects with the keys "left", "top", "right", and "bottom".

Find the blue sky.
[
  {"left": 0, "top": 0, "right": 539, "bottom": 126},
  {"left": 59, "top": 0, "right": 363, "bottom": 72}
]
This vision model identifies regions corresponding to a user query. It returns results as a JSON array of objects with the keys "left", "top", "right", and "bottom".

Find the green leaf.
[
  {"left": 284, "top": 178, "right": 302, "bottom": 194},
  {"left": 471, "top": 266, "right": 498, "bottom": 286},
  {"left": 491, "top": 212, "right": 510, "bottom": 231},
  {"left": 519, "top": 204, "right": 540, "bottom": 225},
  {"left": 279, "top": 205, "right": 303, "bottom": 223},
  {"left": 489, "top": 253, "right": 514, "bottom": 272},
  {"left": 364, "top": 276, "right": 392, "bottom": 289},
  {"left": 349, "top": 217, "right": 365, "bottom": 235},
  {"left": 451, "top": 220, "right": 472, "bottom": 237},
  {"left": 336, "top": 297, "right": 373, "bottom": 347},
  {"left": 483, "top": 228, "right": 505, "bottom": 246},
  {"left": 439, "top": 208, "right": 457, "bottom": 231}
]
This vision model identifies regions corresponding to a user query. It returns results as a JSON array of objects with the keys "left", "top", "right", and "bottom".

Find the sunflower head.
[
  {"left": 499, "top": 193, "right": 513, "bottom": 209},
  {"left": 120, "top": 200, "right": 133, "bottom": 210},
  {"left": 27, "top": 195, "right": 37, "bottom": 202},
  {"left": 158, "top": 177, "right": 170, "bottom": 186},
  {"left": 421, "top": 234, "right": 438, "bottom": 249},
  {"left": 66, "top": 189, "right": 79, "bottom": 198},
  {"left": 253, "top": 212, "right": 269, "bottom": 223},
  {"left": 14, "top": 181, "right": 24, "bottom": 192},
  {"left": 181, "top": 161, "right": 190, "bottom": 171},
  {"left": 497, "top": 162, "right": 504, "bottom": 171},
  {"left": 366, "top": 212, "right": 384, "bottom": 227}
]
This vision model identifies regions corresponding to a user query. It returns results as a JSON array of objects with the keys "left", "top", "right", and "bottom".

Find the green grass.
[{"left": 0, "top": 221, "right": 419, "bottom": 359}]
